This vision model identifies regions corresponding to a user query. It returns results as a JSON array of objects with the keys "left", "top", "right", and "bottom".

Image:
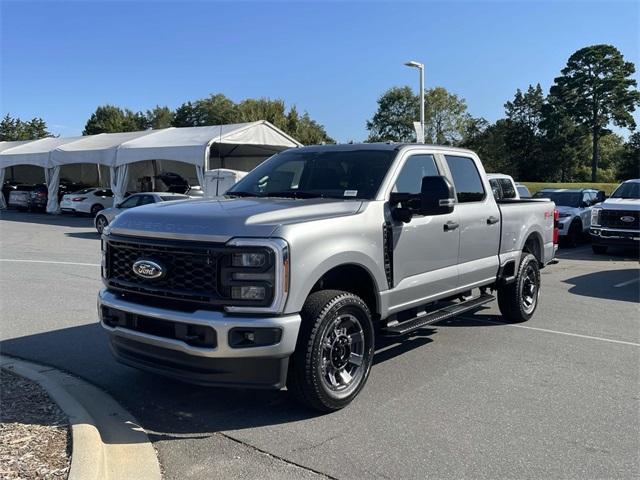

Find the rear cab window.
[
  {"left": 497, "top": 178, "right": 516, "bottom": 199},
  {"left": 444, "top": 155, "right": 485, "bottom": 203}
]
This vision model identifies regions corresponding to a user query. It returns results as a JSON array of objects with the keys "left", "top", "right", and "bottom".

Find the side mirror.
[{"left": 418, "top": 176, "right": 456, "bottom": 216}]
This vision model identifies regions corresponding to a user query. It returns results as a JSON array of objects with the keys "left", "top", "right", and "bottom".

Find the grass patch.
[{"left": 522, "top": 182, "right": 620, "bottom": 195}]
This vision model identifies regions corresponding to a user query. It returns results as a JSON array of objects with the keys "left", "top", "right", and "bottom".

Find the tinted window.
[
  {"left": 119, "top": 195, "right": 140, "bottom": 208},
  {"left": 498, "top": 178, "right": 516, "bottom": 199},
  {"left": 94, "top": 189, "right": 113, "bottom": 197},
  {"left": 611, "top": 182, "right": 640, "bottom": 199},
  {"left": 533, "top": 191, "right": 581, "bottom": 207},
  {"left": 73, "top": 188, "right": 95, "bottom": 195},
  {"left": 160, "top": 195, "right": 188, "bottom": 201},
  {"left": 229, "top": 149, "right": 396, "bottom": 199},
  {"left": 489, "top": 179, "right": 502, "bottom": 199},
  {"left": 444, "top": 155, "right": 485, "bottom": 203},
  {"left": 137, "top": 195, "right": 155, "bottom": 206},
  {"left": 394, "top": 154, "right": 438, "bottom": 194}
]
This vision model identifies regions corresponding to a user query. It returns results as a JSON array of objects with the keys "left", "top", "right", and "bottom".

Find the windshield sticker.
[{"left": 344, "top": 190, "right": 358, "bottom": 197}]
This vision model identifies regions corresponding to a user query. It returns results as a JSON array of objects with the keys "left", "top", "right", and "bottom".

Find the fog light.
[
  {"left": 231, "top": 286, "right": 266, "bottom": 300},
  {"left": 232, "top": 252, "right": 266, "bottom": 267},
  {"left": 229, "top": 328, "right": 282, "bottom": 348}
]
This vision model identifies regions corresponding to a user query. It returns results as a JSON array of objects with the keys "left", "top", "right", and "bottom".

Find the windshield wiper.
[{"left": 265, "top": 190, "right": 324, "bottom": 199}]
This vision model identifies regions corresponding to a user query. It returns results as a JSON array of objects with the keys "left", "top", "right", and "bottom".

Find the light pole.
[{"left": 404, "top": 60, "right": 424, "bottom": 143}]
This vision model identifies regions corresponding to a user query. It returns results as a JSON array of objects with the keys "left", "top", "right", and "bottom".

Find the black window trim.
[{"left": 444, "top": 154, "right": 486, "bottom": 204}]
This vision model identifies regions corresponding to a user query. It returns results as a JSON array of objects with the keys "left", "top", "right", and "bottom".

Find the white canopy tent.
[
  {"left": 0, "top": 121, "right": 301, "bottom": 212},
  {"left": 0, "top": 140, "right": 35, "bottom": 209}
]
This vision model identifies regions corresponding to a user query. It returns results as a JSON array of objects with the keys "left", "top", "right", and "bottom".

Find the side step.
[{"left": 382, "top": 293, "right": 495, "bottom": 336}]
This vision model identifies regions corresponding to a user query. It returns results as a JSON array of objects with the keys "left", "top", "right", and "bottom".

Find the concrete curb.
[{"left": 1, "top": 355, "right": 162, "bottom": 480}]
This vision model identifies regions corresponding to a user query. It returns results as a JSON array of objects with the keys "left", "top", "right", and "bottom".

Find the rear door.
[
  {"left": 388, "top": 152, "right": 461, "bottom": 310},
  {"left": 443, "top": 155, "right": 501, "bottom": 289}
]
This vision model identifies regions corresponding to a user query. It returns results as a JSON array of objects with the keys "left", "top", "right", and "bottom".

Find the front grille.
[
  {"left": 105, "top": 236, "right": 226, "bottom": 305},
  {"left": 600, "top": 210, "right": 639, "bottom": 230}
]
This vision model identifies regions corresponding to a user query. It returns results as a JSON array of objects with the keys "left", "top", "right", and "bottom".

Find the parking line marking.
[
  {"left": 459, "top": 317, "right": 640, "bottom": 347},
  {"left": 0, "top": 259, "right": 100, "bottom": 267},
  {"left": 613, "top": 277, "right": 639, "bottom": 288}
]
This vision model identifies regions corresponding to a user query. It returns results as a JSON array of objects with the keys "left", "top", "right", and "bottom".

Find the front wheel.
[
  {"left": 287, "top": 290, "right": 374, "bottom": 412},
  {"left": 497, "top": 253, "right": 540, "bottom": 323},
  {"left": 95, "top": 215, "right": 108, "bottom": 234},
  {"left": 565, "top": 221, "right": 581, "bottom": 248}
]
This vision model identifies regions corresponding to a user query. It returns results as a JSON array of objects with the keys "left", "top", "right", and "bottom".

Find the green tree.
[
  {"left": 172, "top": 94, "right": 238, "bottom": 127},
  {"left": 366, "top": 86, "right": 418, "bottom": 142},
  {"left": 617, "top": 132, "right": 640, "bottom": 180},
  {"left": 145, "top": 106, "right": 174, "bottom": 129},
  {"left": 237, "top": 98, "right": 287, "bottom": 129},
  {"left": 462, "top": 118, "right": 511, "bottom": 174},
  {"left": 424, "top": 87, "right": 471, "bottom": 144},
  {"left": 0, "top": 113, "right": 51, "bottom": 141},
  {"left": 83, "top": 105, "right": 145, "bottom": 135},
  {"left": 550, "top": 44, "right": 640, "bottom": 181}
]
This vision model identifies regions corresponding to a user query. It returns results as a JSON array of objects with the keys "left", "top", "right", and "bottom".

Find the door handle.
[
  {"left": 444, "top": 221, "right": 459, "bottom": 231},
  {"left": 487, "top": 216, "right": 500, "bottom": 225}
]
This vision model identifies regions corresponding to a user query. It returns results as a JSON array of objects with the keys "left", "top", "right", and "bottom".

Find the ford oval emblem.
[
  {"left": 132, "top": 259, "right": 165, "bottom": 279},
  {"left": 620, "top": 216, "right": 635, "bottom": 223}
]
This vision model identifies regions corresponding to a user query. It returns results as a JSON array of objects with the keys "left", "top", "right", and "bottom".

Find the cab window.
[
  {"left": 444, "top": 155, "right": 485, "bottom": 203},
  {"left": 394, "top": 154, "right": 438, "bottom": 194},
  {"left": 498, "top": 178, "right": 516, "bottom": 199}
]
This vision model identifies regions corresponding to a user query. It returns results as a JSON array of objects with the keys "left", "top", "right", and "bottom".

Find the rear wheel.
[
  {"left": 497, "top": 253, "right": 540, "bottom": 323},
  {"left": 95, "top": 215, "right": 108, "bottom": 234},
  {"left": 565, "top": 220, "right": 581, "bottom": 248},
  {"left": 90, "top": 204, "right": 104, "bottom": 215},
  {"left": 287, "top": 290, "right": 374, "bottom": 412},
  {"left": 592, "top": 245, "right": 608, "bottom": 254}
]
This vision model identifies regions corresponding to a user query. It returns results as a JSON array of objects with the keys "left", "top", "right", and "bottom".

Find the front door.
[{"left": 388, "top": 153, "right": 461, "bottom": 313}]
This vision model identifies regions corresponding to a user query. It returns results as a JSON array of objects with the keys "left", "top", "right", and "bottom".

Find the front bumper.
[
  {"left": 590, "top": 227, "right": 640, "bottom": 248},
  {"left": 98, "top": 289, "right": 301, "bottom": 388}
]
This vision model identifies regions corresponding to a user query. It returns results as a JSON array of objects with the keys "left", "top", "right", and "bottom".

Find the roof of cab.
[{"left": 294, "top": 143, "right": 477, "bottom": 155}]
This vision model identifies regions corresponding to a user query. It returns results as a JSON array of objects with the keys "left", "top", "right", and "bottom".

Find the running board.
[{"left": 382, "top": 293, "right": 495, "bottom": 336}]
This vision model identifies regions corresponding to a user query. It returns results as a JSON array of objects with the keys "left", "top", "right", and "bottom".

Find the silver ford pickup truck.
[{"left": 99, "top": 144, "right": 557, "bottom": 411}]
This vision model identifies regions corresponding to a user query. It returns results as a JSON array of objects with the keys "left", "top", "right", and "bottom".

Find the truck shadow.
[
  {"left": 0, "top": 322, "right": 441, "bottom": 442},
  {"left": 563, "top": 268, "right": 639, "bottom": 303}
]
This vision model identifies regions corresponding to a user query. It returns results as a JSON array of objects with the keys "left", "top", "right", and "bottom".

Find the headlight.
[
  {"left": 591, "top": 208, "right": 601, "bottom": 226},
  {"left": 232, "top": 252, "right": 266, "bottom": 267},
  {"left": 221, "top": 238, "right": 290, "bottom": 313}
]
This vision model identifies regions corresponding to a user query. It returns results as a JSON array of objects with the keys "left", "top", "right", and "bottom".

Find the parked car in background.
[
  {"left": 533, "top": 188, "right": 602, "bottom": 247},
  {"left": 515, "top": 183, "right": 531, "bottom": 198},
  {"left": 27, "top": 184, "right": 49, "bottom": 211},
  {"left": 487, "top": 174, "right": 520, "bottom": 200},
  {"left": 590, "top": 179, "right": 640, "bottom": 254},
  {"left": 2, "top": 181, "right": 21, "bottom": 204},
  {"left": 8, "top": 185, "right": 35, "bottom": 210},
  {"left": 94, "top": 192, "right": 190, "bottom": 233},
  {"left": 60, "top": 188, "right": 115, "bottom": 215}
]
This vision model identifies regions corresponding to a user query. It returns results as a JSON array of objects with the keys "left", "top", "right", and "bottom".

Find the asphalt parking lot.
[{"left": 1, "top": 209, "right": 639, "bottom": 480}]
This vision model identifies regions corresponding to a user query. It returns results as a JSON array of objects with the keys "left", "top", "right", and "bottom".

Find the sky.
[{"left": 1, "top": 0, "right": 639, "bottom": 142}]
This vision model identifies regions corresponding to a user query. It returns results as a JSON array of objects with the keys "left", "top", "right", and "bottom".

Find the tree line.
[
  {"left": 82, "top": 94, "right": 334, "bottom": 146},
  {"left": 366, "top": 44, "right": 639, "bottom": 182}
]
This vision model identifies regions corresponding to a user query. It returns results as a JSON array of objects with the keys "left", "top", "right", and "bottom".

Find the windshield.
[
  {"left": 227, "top": 149, "right": 397, "bottom": 200},
  {"left": 610, "top": 182, "right": 640, "bottom": 199},
  {"left": 533, "top": 191, "right": 582, "bottom": 207}
]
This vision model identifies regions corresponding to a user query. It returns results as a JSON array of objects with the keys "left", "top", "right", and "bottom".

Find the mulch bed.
[{"left": 0, "top": 368, "right": 70, "bottom": 479}]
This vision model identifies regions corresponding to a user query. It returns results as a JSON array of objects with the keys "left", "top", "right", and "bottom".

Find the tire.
[
  {"left": 90, "top": 204, "right": 104, "bottom": 215},
  {"left": 592, "top": 245, "right": 608, "bottom": 255},
  {"left": 497, "top": 253, "right": 540, "bottom": 323},
  {"left": 95, "top": 215, "right": 108, "bottom": 234},
  {"left": 565, "top": 220, "right": 581, "bottom": 248},
  {"left": 287, "top": 290, "right": 375, "bottom": 412}
]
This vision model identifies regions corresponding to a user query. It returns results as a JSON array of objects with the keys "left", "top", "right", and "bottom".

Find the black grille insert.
[
  {"left": 105, "top": 236, "right": 225, "bottom": 304},
  {"left": 600, "top": 210, "right": 639, "bottom": 230}
]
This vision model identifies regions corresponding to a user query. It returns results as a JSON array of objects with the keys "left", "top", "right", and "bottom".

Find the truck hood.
[
  {"left": 600, "top": 197, "right": 640, "bottom": 211},
  {"left": 108, "top": 197, "right": 363, "bottom": 242}
]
